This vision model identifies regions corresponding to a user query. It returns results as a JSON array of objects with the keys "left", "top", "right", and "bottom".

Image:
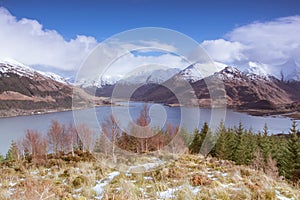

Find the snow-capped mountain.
[
  {"left": 119, "top": 68, "right": 180, "bottom": 85},
  {"left": 0, "top": 58, "right": 73, "bottom": 115},
  {"left": 242, "top": 61, "right": 271, "bottom": 78},
  {"left": 79, "top": 67, "right": 181, "bottom": 88},
  {"left": 237, "top": 59, "right": 300, "bottom": 81},
  {"left": 0, "top": 58, "right": 68, "bottom": 84},
  {"left": 275, "top": 59, "right": 300, "bottom": 81},
  {"left": 76, "top": 74, "right": 123, "bottom": 88},
  {"left": 177, "top": 62, "right": 228, "bottom": 83},
  {"left": 217, "top": 65, "right": 271, "bottom": 82},
  {"left": 131, "top": 65, "right": 297, "bottom": 109}
]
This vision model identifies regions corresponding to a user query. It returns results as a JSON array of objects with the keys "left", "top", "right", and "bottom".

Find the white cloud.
[
  {"left": 106, "top": 52, "right": 188, "bottom": 77},
  {"left": 201, "top": 16, "right": 300, "bottom": 67},
  {"left": 0, "top": 7, "right": 183, "bottom": 74},
  {"left": 201, "top": 39, "right": 247, "bottom": 63},
  {"left": 0, "top": 7, "right": 97, "bottom": 70},
  {"left": 228, "top": 16, "right": 300, "bottom": 65}
]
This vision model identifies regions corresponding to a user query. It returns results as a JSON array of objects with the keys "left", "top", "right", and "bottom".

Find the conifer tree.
[
  {"left": 233, "top": 122, "right": 244, "bottom": 163},
  {"left": 199, "top": 122, "right": 214, "bottom": 156},
  {"left": 283, "top": 121, "right": 300, "bottom": 181},
  {"left": 260, "top": 123, "right": 271, "bottom": 161},
  {"left": 225, "top": 128, "right": 237, "bottom": 161},
  {"left": 0, "top": 154, "right": 4, "bottom": 162},
  {"left": 235, "top": 134, "right": 247, "bottom": 165},
  {"left": 6, "top": 140, "right": 19, "bottom": 161},
  {"left": 189, "top": 128, "right": 201, "bottom": 154},
  {"left": 214, "top": 121, "right": 227, "bottom": 159}
]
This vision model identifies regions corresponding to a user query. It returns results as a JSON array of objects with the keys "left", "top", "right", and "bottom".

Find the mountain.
[
  {"left": 83, "top": 67, "right": 181, "bottom": 97},
  {"left": 176, "top": 61, "right": 227, "bottom": 83},
  {"left": 237, "top": 59, "right": 300, "bottom": 82},
  {"left": 79, "top": 67, "right": 181, "bottom": 89},
  {"left": 0, "top": 59, "right": 113, "bottom": 117},
  {"left": 276, "top": 59, "right": 300, "bottom": 81},
  {"left": 0, "top": 59, "right": 73, "bottom": 115},
  {"left": 119, "top": 67, "right": 181, "bottom": 85},
  {"left": 130, "top": 65, "right": 300, "bottom": 113},
  {"left": 208, "top": 66, "right": 292, "bottom": 108}
]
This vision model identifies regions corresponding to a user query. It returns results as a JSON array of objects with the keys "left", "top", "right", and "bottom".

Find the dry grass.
[{"left": 0, "top": 153, "right": 299, "bottom": 200}]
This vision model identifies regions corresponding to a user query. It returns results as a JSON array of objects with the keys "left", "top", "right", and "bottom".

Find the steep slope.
[
  {"left": 197, "top": 66, "right": 292, "bottom": 108},
  {"left": 0, "top": 59, "right": 73, "bottom": 115}
]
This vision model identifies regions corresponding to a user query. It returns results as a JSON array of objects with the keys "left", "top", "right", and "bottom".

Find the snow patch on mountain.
[
  {"left": 76, "top": 74, "right": 123, "bottom": 88},
  {"left": 0, "top": 58, "right": 68, "bottom": 84},
  {"left": 119, "top": 68, "right": 180, "bottom": 85},
  {"left": 216, "top": 65, "right": 273, "bottom": 82},
  {"left": 245, "top": 62, "right": 270, "bottom": 77},
  {"left": 178, "top": 61, "right": 227, "bottom": 82}
]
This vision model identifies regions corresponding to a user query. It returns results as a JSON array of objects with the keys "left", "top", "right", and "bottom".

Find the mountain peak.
[{"left": 177, "top": 62, "right": 228, "bottom": 83}]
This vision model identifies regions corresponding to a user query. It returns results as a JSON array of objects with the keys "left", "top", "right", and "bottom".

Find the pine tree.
[
  {"left": 6, "top": 140, "right": 19, "bottom": 161},
  {"left": 214, "top": 121, "right": 227, "bottom": 159},
  {"left": 0, "top": 154, "right": 3, "bottom": 162},
  {"left": 189, "top": 128, "right": 201, "bottom": 154},
  {"left": 283, "top": 121, "right": 300, "bottom": 181},
  {"left": 233, "top": 122, "right": 244, "bottom": 163},
  {"left": 260, "top": 123, "right": 271, "bottom": 161},
  {"left": 225, "top": 128, "right": 237, "bottom": 161},
  {"left": 199, "top": 122, "right": 214, "bottom": 156},
  {"left": 235, "top": 134, "right": 247, "bottom": 165}
]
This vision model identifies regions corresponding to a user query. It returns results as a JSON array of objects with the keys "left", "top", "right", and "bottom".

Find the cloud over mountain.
[{"left": 201, "top": 16, "right": 300, "bottom": 68}]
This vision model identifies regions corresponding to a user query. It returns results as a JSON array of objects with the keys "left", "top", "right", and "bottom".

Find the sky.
[{"left": 0, "top": 0, "right": 300, "bottom": 78}]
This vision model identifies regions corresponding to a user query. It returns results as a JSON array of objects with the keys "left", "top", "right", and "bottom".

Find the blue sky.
[
  {"left": 0, "top": 0, "right": 300, "bottom": 79},
  {"left": 1, "top": 0, "right": 300, "bottom": 42}
]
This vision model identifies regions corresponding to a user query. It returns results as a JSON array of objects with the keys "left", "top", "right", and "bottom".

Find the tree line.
[
  {"left": 189, "top": 121, "right": 300, "bottom": 182},
  {"left": 1, "top": 104, "right": 299, "bottom": 182}
]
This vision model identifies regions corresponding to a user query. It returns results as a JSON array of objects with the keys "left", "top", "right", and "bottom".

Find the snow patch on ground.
[
  {"left": 93, "top": 171, "right": 120, "bottom": 200},
  {"left": 128, "top": 159, "right": 164, "bottom": 173},
  {"left": 275, "top": 190, "right": 294, "bottom": 200}
]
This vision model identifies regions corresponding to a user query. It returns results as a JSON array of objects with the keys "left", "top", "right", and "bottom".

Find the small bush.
[{"left": 72, "top": 175, "right": 87, "bottom": 188}]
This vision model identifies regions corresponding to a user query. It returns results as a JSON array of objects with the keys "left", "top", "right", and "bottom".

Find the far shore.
[{"left": 1, "top": 100, "right": 300, "bottom": 120}]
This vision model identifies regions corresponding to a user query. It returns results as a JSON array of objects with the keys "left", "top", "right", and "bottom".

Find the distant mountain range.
[
  {"left": 1, "top": 58, "right": 300, "bottom": 117},
  {"left": 86, "top": 62, "right": 300, "bottom": 116}
]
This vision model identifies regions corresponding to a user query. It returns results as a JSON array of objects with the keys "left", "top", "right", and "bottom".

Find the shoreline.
[
  {"left": 0, "top": 102, "right": 115, "bottom": 119},
  {"left": 1, "top": 101, "right": 300, "bottom": 120}
]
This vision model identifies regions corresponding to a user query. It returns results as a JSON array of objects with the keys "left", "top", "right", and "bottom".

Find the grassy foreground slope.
[{"left": 0, "top": 152, "right": 299, "bottom": 200}]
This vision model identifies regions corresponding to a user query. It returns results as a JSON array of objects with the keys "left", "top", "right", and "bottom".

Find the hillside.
[
  {"left": 0, "top": 59, "right": 110, "bottom": 117},
  {"left": 0, "top": 152, "right": 298, "bottom": 200}
]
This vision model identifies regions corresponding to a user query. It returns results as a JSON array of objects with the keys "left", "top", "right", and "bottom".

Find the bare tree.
[
  {"left": 59, "top": 123, "right": 70, "bottom": 153},
  {"left": 47, "top": 120, "right": 61, "bottom": 155},
  {"left": 94, "top": 133, "right": 109, "bottom": 156},
  {"left": 23, "top": 130, "right": 46, "bottom": 157},
  {"left": 102, "top": 114, "right": 121, "bottom": 162},
  {"left": 135, "top": 104, "right": 152, "bottom": 153},
  {"left": 76, "top": 124, "right": 95, "bottom": 153},
  {"left": 67, "top": 123, "right": 76, "bottom": 156},
  {"left": 166, "top": 123, "right": 184, "bottom": 155}
]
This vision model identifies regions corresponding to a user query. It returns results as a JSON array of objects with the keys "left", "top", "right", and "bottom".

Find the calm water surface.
[{"left": 0, "top": 102, "right": 297, "bottom": 154}]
